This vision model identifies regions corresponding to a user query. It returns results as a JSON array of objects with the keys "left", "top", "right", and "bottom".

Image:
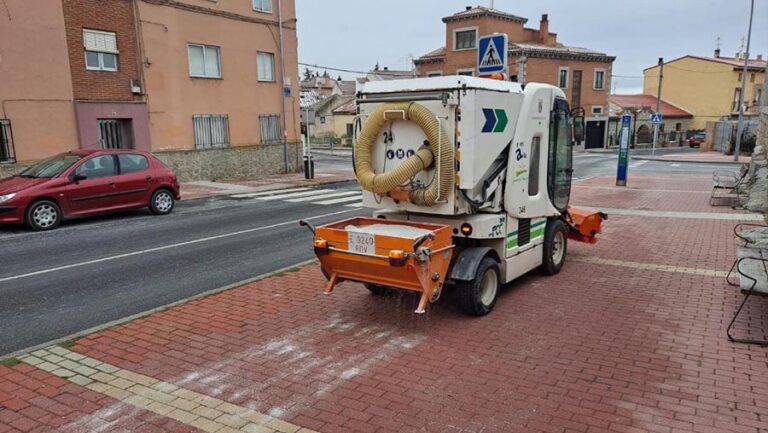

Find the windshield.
[{"left": 19, "top": 154, "right": 82, "bottom": 178}]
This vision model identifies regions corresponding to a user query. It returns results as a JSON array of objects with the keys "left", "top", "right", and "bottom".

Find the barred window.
[
  {"left": 259, "top": 114, "right": 281, "bottom": 144},
  {"left": 0, "top": 119, "right": 15, "bottom": 163},
  {"left": 193, "top": 115, "right": 229, "bottom": 149}
]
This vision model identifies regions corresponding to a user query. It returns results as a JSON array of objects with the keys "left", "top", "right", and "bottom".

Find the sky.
[{"left": 295, "top": 0, "right": 768, "bottom": 94}]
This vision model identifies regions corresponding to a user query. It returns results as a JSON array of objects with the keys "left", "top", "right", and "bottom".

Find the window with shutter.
[{"left": 83, "top": 29, "right": 118, "bottom": 72}]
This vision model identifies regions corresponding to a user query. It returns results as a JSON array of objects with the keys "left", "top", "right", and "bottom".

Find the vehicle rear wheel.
[
  {"left": 150, "top": 189, "right": 175, "bottom": 215},
  {"left": 364, "top": 283, "right": 391, "bottom": 296},
  {"left": 457, "top": 256, "right": 500, "bottom": 316},
  {"left": 26, "top": 200, "right": 62, "bottom": 231},
  {"left": 540, "top": 219, "right": 568, "bottom": 275}
]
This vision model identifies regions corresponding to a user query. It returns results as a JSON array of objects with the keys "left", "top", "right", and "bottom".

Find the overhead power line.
[{"left": 299, "top": 62, "right": 414, "bottom": 77}]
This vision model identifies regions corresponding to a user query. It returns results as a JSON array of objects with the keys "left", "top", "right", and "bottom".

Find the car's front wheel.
[
  {"left": 149, "top": 189, "right": 175, "bottom": 215},
  {"left": 26, "top": 200, "right": 62, "bottom": 231}
]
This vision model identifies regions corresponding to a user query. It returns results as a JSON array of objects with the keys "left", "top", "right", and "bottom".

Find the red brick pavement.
[
  {"left": 2, "top": 175, "right": 767, "bottom": 433},
  {"left": 572, "top": 174, "right": 744, "bottom": 213}
]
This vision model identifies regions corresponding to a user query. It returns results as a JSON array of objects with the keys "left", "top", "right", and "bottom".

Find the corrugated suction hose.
[{"left": 355, "top": 102, "right": 454, "bottom": 206}]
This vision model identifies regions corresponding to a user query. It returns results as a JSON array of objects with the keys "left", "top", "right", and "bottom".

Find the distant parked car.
[
  {"left": 0, "top": 150, "right": 180, "bottom": 231},
  {"left": 688, "top": 132, "right": 706, "bottom": 148}
]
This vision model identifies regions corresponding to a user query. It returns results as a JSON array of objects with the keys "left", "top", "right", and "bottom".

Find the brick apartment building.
[
  {"left": 0, "top": 0, "right": 301, "bottom": 180},
  {"left": 415, "top": 6, "right": 616, "bottom": 149}
]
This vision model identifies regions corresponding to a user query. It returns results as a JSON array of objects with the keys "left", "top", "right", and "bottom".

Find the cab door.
[{"left": 547, "top": 99, "right": 573, "bottom": 212}]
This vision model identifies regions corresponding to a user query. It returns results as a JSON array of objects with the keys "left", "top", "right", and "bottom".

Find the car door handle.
[
  {"left": 145, "top": 176, "right": 153, "bottom": 181},
  {"left": 109, "top": 182, "right": 117, "bottom": 188}
]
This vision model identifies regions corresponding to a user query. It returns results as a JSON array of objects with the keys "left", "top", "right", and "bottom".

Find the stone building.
[
  {"left": 413, "top": 6, "right": 615, "bottom": 149},
  {"left": 608, "top": 95, "right": 693, "bottom": 148}
]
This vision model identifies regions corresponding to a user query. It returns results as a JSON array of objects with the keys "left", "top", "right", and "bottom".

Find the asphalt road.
[{"left": 0, "top": 149, "right": 744, "bottom": 355}]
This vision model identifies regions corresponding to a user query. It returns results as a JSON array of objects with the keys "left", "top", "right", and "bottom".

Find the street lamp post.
[
  {"left": 734, "top": 0, "right": 755, "bottom": 162},
  {"left": 651, "top": 57, "right": 664, "bottom": 156}
]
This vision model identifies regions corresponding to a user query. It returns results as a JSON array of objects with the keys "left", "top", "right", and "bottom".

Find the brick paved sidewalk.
[
  {"left": 181, "top": 170, "right": 355, "bottom": 201},
  {"left": 2, "top": 175, "right": 767, "bottom": 433}
]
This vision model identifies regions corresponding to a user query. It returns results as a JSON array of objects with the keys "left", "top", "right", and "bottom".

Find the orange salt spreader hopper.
[
  {"left": 300, "top": 217, "right": 454, "bottom": 314},
  {"left": 565, "top": 207, "right": 607, "bottom": 245}
]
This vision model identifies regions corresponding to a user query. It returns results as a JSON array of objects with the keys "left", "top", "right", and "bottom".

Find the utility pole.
[
  {"left": 734, "top": 0, "right": 755, "bottom": 162},
  {"left": 277, "top": 0, "right": 289, "bottom": 173},
  {"left": 651, "top": 57, "right": 664, "bottom": 156}
]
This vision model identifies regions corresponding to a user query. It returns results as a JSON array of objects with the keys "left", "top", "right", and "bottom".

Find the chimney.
[
  {"left": 466, "top": 6, "right": 472, "bottom": 11},
  {"left": 714, "top": 48, "right": 720, "bottom": 58},
  {"left": 539, "top": 14, "right": 549, "bottom": 44},
  {"left": 383, "top": 66, "right": 389, "bottom": 71},
  {"left": 758, "top": 54, "right": 764, "bottom": 61}
]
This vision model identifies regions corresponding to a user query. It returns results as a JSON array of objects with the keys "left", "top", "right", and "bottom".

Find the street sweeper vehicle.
[{"left": 300, "top": 76, "right": 605, "bottom": 316}]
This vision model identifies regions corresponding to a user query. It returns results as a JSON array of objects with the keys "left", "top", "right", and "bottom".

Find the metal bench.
[
  {"left": 726, "top": 226, "right": 768, "bottom": 346},
  {"left": 710, "top": 164, "right": 749, "bottom": 206}
]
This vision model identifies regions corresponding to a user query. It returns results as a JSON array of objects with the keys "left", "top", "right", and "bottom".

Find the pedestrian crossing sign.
[
  {"left": 478, "top": 34, "right": 508, "bottom": 75},
  {"left": 650, "top": 113, "right": 663, "bottom": 125}
]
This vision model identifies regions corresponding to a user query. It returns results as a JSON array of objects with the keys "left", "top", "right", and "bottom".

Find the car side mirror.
[
  {"left": 573, "top": 116, "right": 585, "bottom": 143},
  {"left": 71, "top": 173, "right": 87, "bottom": 183}
]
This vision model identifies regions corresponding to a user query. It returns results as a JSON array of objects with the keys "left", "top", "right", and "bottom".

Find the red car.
[
  {"left": 687, "top": 132, "right": 706, "bottom": 148},
  {"left": 0, "top": 149, "right": 180, "bottom": 231}
]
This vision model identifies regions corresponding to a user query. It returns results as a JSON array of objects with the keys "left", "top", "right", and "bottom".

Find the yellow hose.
[{"left": 355, "top": 102, "right": 454, "bottom": 206}]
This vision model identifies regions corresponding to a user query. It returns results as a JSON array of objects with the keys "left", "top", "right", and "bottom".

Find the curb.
[
  {"left": 632, "top": 156, "right": 747, "bottom": 165},
  {"left": 0, "top": 259, "right": 319, "bottom": 362},
  {"left": 180, "top": 177, "right": 358, "bottom": 202}
]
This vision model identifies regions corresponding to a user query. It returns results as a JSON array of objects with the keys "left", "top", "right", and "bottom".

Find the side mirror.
[
  {"left": 71, "top": 173, "right": 87, "bottom": 183},
  {"left": 573, "top": 116, "right": 585, "bottom": 143}
]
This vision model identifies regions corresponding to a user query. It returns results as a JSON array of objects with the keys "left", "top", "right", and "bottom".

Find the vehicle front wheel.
[
  {"left": 26, "top": 200, "right": 62, "bottom": 231},
  {"left": 540, "top": 219, "right": 568, "bottom": 275},
  {"left": 457, "top": 256, "right": 501, "bottom": 316},
  {"left": 150, "top": 189, "right": 175, "bottom": 215}
]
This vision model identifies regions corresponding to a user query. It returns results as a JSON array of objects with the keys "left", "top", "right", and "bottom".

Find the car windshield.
[
  {"left": 19, "top": 154, "right": 83, "bottom": 178},
  {"left": 695, "top": 133, "right": 706, "bottom": 139}
]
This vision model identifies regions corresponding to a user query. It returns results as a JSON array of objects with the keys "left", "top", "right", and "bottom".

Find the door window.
[
  {"left": 75, "top": 155, "right": 116, "bottom": 179},
  {"left": 548, "top": 99, "right": 573, "bottom": 212},
  {"left": 118, "top": 154, "right": 149, "bottom": 175}
]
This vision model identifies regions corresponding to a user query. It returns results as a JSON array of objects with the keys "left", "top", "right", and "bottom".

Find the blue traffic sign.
[
  {"left": 478, "top": 34, "right": 508, "bottom": 75},
  {"left": 650, "top": 112, "right": 663, "bottom": 125}
]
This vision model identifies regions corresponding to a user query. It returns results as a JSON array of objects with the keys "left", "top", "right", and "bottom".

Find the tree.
[{"left": 302, "top": 68, "right": 314, "bottom": 81}]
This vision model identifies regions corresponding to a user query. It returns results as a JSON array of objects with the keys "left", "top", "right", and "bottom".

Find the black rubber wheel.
[
  {"left": 457, "top": 256, "right": 501, "bottom": 316},
  {"left": 26, "top": 200, "right": 62, "bottom": 231},
  {"left": 149, "top": 189, "right": 175, "bottom": 215},
  {"left": 540, "top": 219, "right": 568, "bottom": 275},
  {"left": 364, "top": 283, "right": 391, "bottom": 296}
]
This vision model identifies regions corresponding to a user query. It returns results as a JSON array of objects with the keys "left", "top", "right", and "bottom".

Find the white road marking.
[
  {"left": 231, "top": 187, "right": 311, "bottom": 198},
  {"left": 629, "top": 160, "right": 648, "bottom": 168},
  {"left": 316, "top": 195, "right": 364, "bottom": 205},
  {"left": 0, "top": 209, "right": 359, "bottom": 284},
  {"left": 670, "top": 163, "right": 681, "bottom": 167},
  {"left": 259, "top": 189, "right": 335, "bottom": 200},
  {"left": 346, "top": 202, "right": 364, "bottom": 208},
  {"left": 286, "top": 191, "right": 360, "bottom": 203}
]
